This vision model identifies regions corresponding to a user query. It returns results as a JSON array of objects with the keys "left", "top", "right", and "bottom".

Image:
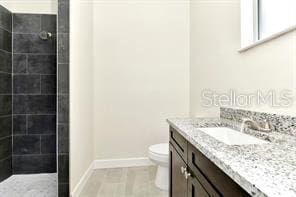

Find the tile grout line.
[
  {"left": 0, "top": 135, "right": 11, "bottom": 142},
  {"left": 0, "top": 24, "right": 12, "bottom": 33},
  {"left": 13, "top": 113, "right": 56, "bottom": 116},
  {"left": 13, "top": 133, "right": 56, "bottom": 137},
  {"left": 0, "top": 48, "right": 12, "bottom": 54},
  {"left": 13, "top": 153, "right": 56, "bottom": 157},
  {"left": 13, "top": 52, "right": 56, "bottom": 55},
  {"left": 0, "top": 25, "right": 12, "bottom": 33},
  {"left": 0, "top": 155, "right": 12, "bottom": 163},
  {"left": 13, "top": 74, "right": 56, "bottom": 76}
]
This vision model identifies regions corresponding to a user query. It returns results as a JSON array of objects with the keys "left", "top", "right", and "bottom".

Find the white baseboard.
[
  {"left": 71, "top": 157, "right": 154, "bottom": 197},
  {"left": 71, "top": 161, "right": 94, "bottom": 197},
  {"left": 93, "top": 157, "right": 154, "bottom": 169}
]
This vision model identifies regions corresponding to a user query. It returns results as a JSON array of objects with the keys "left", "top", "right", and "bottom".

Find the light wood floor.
[{"left": 80, "top": 166, "right": 168, "bottom": 197}]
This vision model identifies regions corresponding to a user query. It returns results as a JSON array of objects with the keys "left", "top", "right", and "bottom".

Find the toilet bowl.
[{"left": 148, "top": 143, "right": 169, "bottom": 191}]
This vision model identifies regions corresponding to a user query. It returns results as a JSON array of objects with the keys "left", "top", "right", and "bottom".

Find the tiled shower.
[
  {"left": 13, "top": 13, "right": 57, "bottom": 174},
  {"left": 0, "top": 2, "right": 69, "bottom": 196}
]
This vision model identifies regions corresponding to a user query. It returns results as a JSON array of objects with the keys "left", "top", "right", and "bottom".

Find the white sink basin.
[{"left": 198, "top": 127, "right": 268, "bottom": 145}]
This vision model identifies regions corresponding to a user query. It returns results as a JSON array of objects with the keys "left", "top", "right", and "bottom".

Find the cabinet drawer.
[
  {"left": 188, "top": 175, "right": 209, "bottom": 197},
  {"left": 188, "top": 143, "right": 250, "bottom": 197},
  {"left": 169, "top": 127, "right": 187, "bottom": 161}
]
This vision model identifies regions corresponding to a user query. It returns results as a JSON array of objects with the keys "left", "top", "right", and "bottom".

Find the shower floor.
[{"left": 0, "top": 173, "right": 57, "bottom": 197}]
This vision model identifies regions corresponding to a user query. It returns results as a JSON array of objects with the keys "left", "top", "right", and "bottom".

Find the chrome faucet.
[{"left": 240, "top": 118, "right": 272, "bottom": 133}]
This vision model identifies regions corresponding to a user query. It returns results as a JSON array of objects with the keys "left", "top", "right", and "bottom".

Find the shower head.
[{"left": 39, "top": 30, "right": 52, "bottom": 40}]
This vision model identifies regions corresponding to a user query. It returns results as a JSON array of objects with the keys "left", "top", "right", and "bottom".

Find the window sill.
[{"left": 238, "top": 25, "right": 296, "bottom": 53}]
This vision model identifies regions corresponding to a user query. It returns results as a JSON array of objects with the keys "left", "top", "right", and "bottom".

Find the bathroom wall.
[
  {"left": 12, "top": 14, "right": 57, "bottom": 173},
  {"left": 190, "top": 0, "right": 296, "bottom": 117},
  {"left": 93, "top": 0, "right": 190, "bottom": 160},
  {"left": 0, "top": 4, "right": 12, "bottom": 182},
  {"left": 70, "top": 0, "right": 94, "bottom": 193},
  {"left": 57, "top": 0, "right": 70, "bottom": 195},
  {"left": 0, "top": 0, "right": 57, "bottom": 14}
]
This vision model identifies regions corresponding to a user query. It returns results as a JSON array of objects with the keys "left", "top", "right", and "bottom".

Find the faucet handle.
[
  {"left": 259, "top": 120, "right": 272, "bottom": 132},
  {"left": 262, "top": 119, "right": 268, "bottom": 128}
]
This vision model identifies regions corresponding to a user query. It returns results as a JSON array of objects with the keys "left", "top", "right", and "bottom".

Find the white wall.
[
  {"left": 70, "top": 0, "right": 296, "bottom": 191},
  {"left": 0, "top": 0, "right": 57, "bottom": 14},
  {"left": 92, "top": 0, "right": 190, "bottom": 160},
  {"left": 190, "top": 0, "right": 296, "bottom": 117},
  {"left": 70, "top": 0, "right": 94, "bottom": 192}
]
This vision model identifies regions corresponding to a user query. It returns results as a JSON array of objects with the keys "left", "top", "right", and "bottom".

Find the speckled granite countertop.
[{"left": 167, "top": 117, "right": 296, "bottom": 197}]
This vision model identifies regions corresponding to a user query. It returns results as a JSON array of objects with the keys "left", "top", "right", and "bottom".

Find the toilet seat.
[
  {"left": 148, "top": 143, "right": 169, "bottom": 165},
  {"left": 149, "top": 143, "right": 168, "bottom": 156}
]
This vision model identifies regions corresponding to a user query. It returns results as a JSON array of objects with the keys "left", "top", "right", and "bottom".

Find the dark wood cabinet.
[
  {"left": 169, "top": 126, "right": 250, "bottom": 197},
  {"left": 170, "top": 144, "right": 187, "bottom": 197},
  {"left": 188, "top": 175, "right": 209, "bottom": 197},
  {"left": 170, "top": 127, "right": 187, "bottom": 161}
]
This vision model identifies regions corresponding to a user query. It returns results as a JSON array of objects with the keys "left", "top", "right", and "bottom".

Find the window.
[
  {"left": 259, "top": 0, "right": 296, "bottom": 39},
  {"left": 240, "top": 0, "right": 296, "bottom": 51}
]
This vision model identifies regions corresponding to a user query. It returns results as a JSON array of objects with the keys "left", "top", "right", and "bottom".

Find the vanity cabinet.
[
  {"left": 170, "top": 143, "right": 187, "bottom": 197},
  {"left": 188, "top": 175, "right": 211, "bottom": 197},
  {"left": 169, "top": 127, "right": 250, "bottom": 197}
]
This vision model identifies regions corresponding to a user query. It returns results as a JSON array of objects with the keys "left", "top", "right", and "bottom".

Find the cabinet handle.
[
  {"left": 181, "top": 166, "right": 186, "bottom": 174},
  {"left": 184, "top": 171, "right": 191, "bottom": 179}
]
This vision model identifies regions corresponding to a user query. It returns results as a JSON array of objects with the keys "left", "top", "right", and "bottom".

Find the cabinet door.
[
  {"left": 170, "top": 127, "right": 188, "bottom": 161},
  {"left": 188, "top": 143, "right": 248, "bottom": 197},
  {"left": 188, "top": 176, "right": 209, "bottom": 197},
  {"left": 170, "top": 143, "right": 187, "bottom": 197}
]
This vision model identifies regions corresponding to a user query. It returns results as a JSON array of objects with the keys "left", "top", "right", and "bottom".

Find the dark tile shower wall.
[
  {"left": 0, "top": 5, "right": 12, "bottom": 182},
  {"left": 57, "top": 0, "right": 69, "bottom": 195},
  {"left": 12, "top": 14, "right": 57, "bottom": 174}
]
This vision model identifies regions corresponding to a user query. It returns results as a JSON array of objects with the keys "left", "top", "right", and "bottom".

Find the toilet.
[{"left": 148, "top": 143, "right": 169, "bottom": 191}]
